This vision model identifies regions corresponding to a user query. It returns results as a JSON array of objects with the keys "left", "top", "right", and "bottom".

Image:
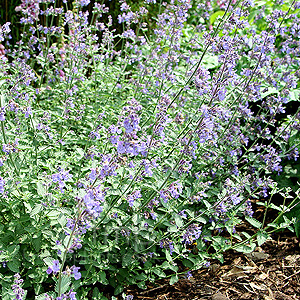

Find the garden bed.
[{"left": 1, "top": 0, "right": 300, "bottom": 299}]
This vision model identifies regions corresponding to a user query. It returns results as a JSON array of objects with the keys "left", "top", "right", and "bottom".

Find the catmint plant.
[{"left": 0, "top": 0, "right": 299, "bottom": 298}]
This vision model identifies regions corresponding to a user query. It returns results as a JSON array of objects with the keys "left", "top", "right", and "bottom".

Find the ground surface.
[{"left": 122, "top": 231, "right": 300, "bottom": 300}]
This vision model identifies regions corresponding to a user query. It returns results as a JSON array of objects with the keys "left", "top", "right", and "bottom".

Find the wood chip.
[
  {"left": 212, "top": 293, "right": 229, "bottom": 300},
  {"left": 245, "top": 252, "right": 270, "bottom": 261},
  {"left": 221, "top": 266, "right": 247, "bottom": 278},
  {"left": 249, "top": 282, "right": 268, "bottom": 291},
  {"left": 257, "top": 272, "right": 269, "bottom": 280}
]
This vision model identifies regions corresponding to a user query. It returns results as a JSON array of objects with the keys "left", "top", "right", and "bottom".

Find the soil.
[{"left": 122, "top": 231, "right": 300, "bottom": 300}]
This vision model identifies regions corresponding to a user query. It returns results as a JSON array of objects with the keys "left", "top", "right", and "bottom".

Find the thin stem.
[
  {"left": 57, "top": 208, "right": 82, "bottom": 296},
  {"left": 1, "top": 122, "right": 19, "bottom": 177}
]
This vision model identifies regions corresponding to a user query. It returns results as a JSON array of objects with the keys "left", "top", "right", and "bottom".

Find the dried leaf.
[
  {"left": 245, "top": 252, "right": 269, "bottom": 261},
  {"left": 249, "top": 282, "right": 267, "bottom": 291},
  {"left": 222, "top": 266, "right": 247, "bottom": 278},
  {"left": 212, "top": 293, "right": 229, "bottom": 300},
  {"left": 257, "top": 272, "right": 269, "bottom": 280}
]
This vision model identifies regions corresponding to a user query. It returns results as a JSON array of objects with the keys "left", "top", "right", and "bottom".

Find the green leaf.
[
  {"left": 35, "top": 292, "right": 56, "bottom": 300},
  {"left": 255, "top": 0, "right": 267, "bottom": 6},
  {"left": 165, "top": 250, "right": 172, "bottom": 262},
  {"left": 47, "top": 210, "right": 60, "bottom": 218},
  {"left": 37, "top": 182, "right": 46, "bottom": 196},
  {"left": 182, "top": 258, "right": 194, "bottom": 268},
  {"left": 210, "top": 10, "right": 225, "bottom": 24},
  {"left": 232, "top": 233, "right": 242, "bottom": 241},
  {"left": 30, "top": 204, "right": 43, "bottom": 216},
  {"left": 34, "top": 283, "right": 42, "bottom": 296},
  {"left": 137, "top": 281, "right": 147, "bottom": 289},
  {"left": 55, "top": 275, "right": 71, "bottom": 295},
  {"left": 202, "top": 54, "right": 219, "bottom": 69},
  {"left": 114, "top": 285, "right": 123, "bottom": 295},
  {"left": 248, "top": 10, "right": 259, "bottom": 23},
  {"left": 152, "top": 268, "right": 166, "bottom": 278},
  {"left": 234, "top": 242, "right": 256, "bottom": 253},
  {"left": 269, "top": 203, "right": 281, "bottom": 211},
  {"left": 7, "top": 260, "right": 20, "bottom": 272},
  {"left": 92, "top": 287, "right": 100, "bottom": 298},
  {"left": 99, "top": 271, "right": 108, "bottom": 285},
  {"left": 43, "top": 257, "right": 55, "bottom": 267},
  {"left": 36, "top": 293, "right": 51, "bottom": 300},
  {"left": 261, "top": 86, "right": 278, "bottom": 98},
  {"left": 76, "top": 147, "right": 85, "bottom": 159},
  {"left": 169, "top": 275, "right": 178, "bottom": 285},
  {"left": 58, "top": 207, "right": 72, "bottom": 216},
  {"left": 57, "top": 214, "right": 67, "bottom": 228},
  {"left": 122, "top": 252, "right": 133, "bottom": 267},
  {"left": 174, "top": 214, "right": 183, "bottom": 228},
  {"left": 168, "top": 225, "right": 178, "bottom": 232},
  {"left": 257, "top": 231, "right": 269, "bottom": 246},
  {"left": 245, "top": 216, "right": 262, "bottom": 229},
  {"left": 295, "top": 220, "right": 300, "bottom": 237},
  {"left": 7, "top": 245, "right": 20, "bottom": 257},
  {"left": 289, "top": 89, "right": 300, "bottom": 101},
  {"left": 32, "top": 234, "right": 42, "bottom": 252}
]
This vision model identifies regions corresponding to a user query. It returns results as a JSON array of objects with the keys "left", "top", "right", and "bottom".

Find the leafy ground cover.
[{"left": 0, "top": 0, "right": 300, "bottom": 299}]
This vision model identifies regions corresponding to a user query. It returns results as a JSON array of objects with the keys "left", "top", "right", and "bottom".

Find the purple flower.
[
  {"left": 185, "top": 271, "right": 193, "bottom": 280},
  {"left": 69, "top": 291, "right": 77, "bottom": 300},
  {"left": 123, "top": 118, "right": 134, "bottom": 133},
  {"left": 160, "top": 190, "right": 168, "bottom": 203},
  {"left": 89, "top": 168, "right": 97, "bottom": 182},
  {"left": 168, "top": 181, "right": 182, "bottom": 199},
  {"left": 71, "top": 266, "right": 81, "bottom": 280},
  {"left": 0, "top": 177, "right": 5, "bottom": 194},
  {"left": 218, "top": 89, "right": 226, "bottom": 101},
  {"left": 52, "top": 168, "right": 73, "bottom": 193},
  {"left": 110, "top": 135, "right": 118, "bottom": 144},
  {"left": 82, "top": 185, "right": 105, "bottom": 219},
  {"left": 169, "top": 242, "right": 174, "bottom": 255},
  {"left": 0, "top": 107, "right": 5, "bottom": 121},
  {"left": 287, "top": 147, "right": 299, "bottom": 161},
  {"left": 230, "top": 193, "right": 241, "bottom": 205},
  {"left": 24, "top": 106, "right": 32, "bottom": 118},
  {"left": 204, "top": 261, "right": 210, "bottom": 267},
  {"left": 117, "top": 141, "right": 126, "bottom": 154},
  {"left": 46, "top": 260, "right": 60, "bottom": 275},
  {"left": 127, "top": 189, "right": 142, "bottom": 207},
  {"left": 12, "top": 273, "right": 26, "bottom": 300},
  {"left": 159, "top": 239, "right": 174, "bottom": 255},
  {"left": 182, "top": 224, "right": 202, "bottom": 245},
  {"left": 178, "top": 210, "right": 187, "bottom": 218}
]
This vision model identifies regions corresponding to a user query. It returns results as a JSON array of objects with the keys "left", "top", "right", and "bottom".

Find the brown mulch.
[{"left": 121, "top": 232, "right": 300, "bottom": 300}]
